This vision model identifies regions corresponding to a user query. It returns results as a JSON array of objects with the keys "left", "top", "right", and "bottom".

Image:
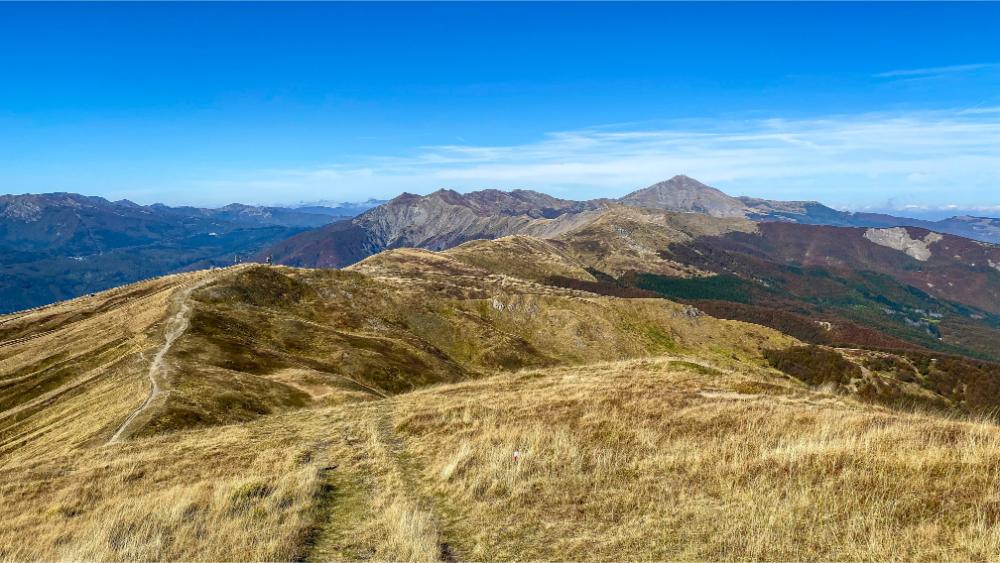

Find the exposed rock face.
[
  {"left": 618, "top": 175, "right": 747, "bottom": 218},
  {"left": 863, "top": 227, "right": 943, "bottom": 261},
  {"left": 0, "top": 197, "right": 43, "bottom": 222},
  {"left": 356, "top": 189, "right": 605, "bottom": 250},
  {"left": 268, "top": 189, "right": 608, "bottom": 267}
]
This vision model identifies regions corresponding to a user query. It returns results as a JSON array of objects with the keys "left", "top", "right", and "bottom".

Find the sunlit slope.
[
  {"left": 3, "top": 236, "right": 1000, "bottom": 561},
  {"left": 549, "top": 205, "right": 754, "bottom": 278},
  {"left": 0, "top": 269, "right": 221, "bottom": 462},
  {"left": 0, "top": 238, "right": 795, "bottom": 452},
  {"left": 5, "top": 357, "right": 1000, "bottom": 560},
  {"left": 149, "top": 255, "right": 793, "bottom": 437}
]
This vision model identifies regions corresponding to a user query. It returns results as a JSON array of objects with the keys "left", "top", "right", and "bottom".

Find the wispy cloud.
[
  {"left": 196, "top": 108, "right": 1000, "bottom": 209},
  {"left": 959, "top": 106, "right": 1000, "bottom": 115},
  {"left": 875, "top": 63, "right": 998, "bottom": 78}
]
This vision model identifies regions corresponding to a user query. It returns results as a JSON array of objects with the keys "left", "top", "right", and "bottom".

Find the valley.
[{"left": 0, "top": 194, "right": 377, "bottom": 313}]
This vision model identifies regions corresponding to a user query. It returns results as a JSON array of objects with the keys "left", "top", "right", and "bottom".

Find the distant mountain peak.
[
  {"left": 663, "top": 173, "right": 707, "bottom": 185},
  {"left": 618, "top": 175, "right": 746, "bottom": 217}
]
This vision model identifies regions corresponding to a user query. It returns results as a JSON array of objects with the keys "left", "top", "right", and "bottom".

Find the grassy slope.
[
  {"left": 0, "top": 270, "right": 215, "bottom": 462},
  {"left": 6, "top": 357, "right": 1000, "bottom": 560},
  {"left": 548, "top": 206, "right": 753, "bottom": 278},
  {"left": 2, "top": 238, "right": 1000, "bottom": 560}
]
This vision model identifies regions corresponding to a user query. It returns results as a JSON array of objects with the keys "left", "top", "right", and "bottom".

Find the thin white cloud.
[
  {"left": 195, "top": 108, "right": 1000, "bottom": 209},
  {"left": 876, "top": 63, "right": 998, "bottom": 78},
  {"left": 959, "top": 106, "right": 1000, "bottom": 115}
]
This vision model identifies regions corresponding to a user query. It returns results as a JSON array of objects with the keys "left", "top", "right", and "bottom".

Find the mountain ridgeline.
[
  {"left": 3, "top": 176, "right": 999, "bottom": 363},
  {"left": 267, "top": 174, "right": 1000, "bottom": 269},
  {"left": 261, "top": 175, "right": 1000, "bottom": 362},
  {"left": 0, "top": 194, "right": 378, "bottom": 313}
]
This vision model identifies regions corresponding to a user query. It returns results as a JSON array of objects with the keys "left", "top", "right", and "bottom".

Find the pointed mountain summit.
[{"left": 617, "top": 175, "right": 747, "bottom": 217}]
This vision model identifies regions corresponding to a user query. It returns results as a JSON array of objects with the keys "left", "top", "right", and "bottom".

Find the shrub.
[{"left": 764, "top": 345, "right": 861, "bottom": 386}]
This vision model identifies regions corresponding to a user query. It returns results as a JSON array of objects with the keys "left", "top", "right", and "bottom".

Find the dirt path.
[
  {"left": 303, "top": 404, "right": 455, "bottom": 562},
  {"left": 107, "top": 276, "right": 213, "bottom": 444}
]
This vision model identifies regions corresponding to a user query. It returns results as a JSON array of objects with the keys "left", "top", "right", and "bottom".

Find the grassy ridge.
[{"left": 2, "top": 236, "right": 1000, "bottom": 561}]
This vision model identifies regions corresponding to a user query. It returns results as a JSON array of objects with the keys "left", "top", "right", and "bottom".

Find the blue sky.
[{"left": 1, "top": 2, "right": 999, "bottom": 212}]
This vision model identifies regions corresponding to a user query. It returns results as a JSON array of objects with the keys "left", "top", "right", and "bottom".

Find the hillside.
[
  {"left": 425, "top": 206, "right": 1000, "bottom": 362},
  {"left": 265, "top": 189, "right": 605, "bottom": 268},
  {"left": 2, "top": 239, "right": 1000, "bottom": 560},
  {"left": 0, "top": 250, "right": 792, "bottom": 453},
  {"left": 259, "top": 180, "right": 1000, "bottom": 361},
  {"left": 641, "top": 223, "right": 1000, "bottom": 360},
  {"left": 549, "top": 205, "right": 755, "bottom": 278}
]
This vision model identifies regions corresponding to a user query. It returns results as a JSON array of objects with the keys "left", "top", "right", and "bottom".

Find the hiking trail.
[{"left": 107, "top": 276, "right": 213, "bottom": 444}]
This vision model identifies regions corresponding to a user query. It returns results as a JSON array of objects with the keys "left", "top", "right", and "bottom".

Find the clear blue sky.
[{"left": 2, "top": 2, "right": 999, "bottom": 212}]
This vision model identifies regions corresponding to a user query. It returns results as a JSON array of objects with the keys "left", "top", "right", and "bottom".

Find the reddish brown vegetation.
[{"left": 764, "top": 345, "right": 862, "bottom": 386}]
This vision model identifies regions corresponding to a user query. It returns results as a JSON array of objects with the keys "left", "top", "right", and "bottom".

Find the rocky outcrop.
[{"left": 863, "top": 227, "right": 943, "bottom": 261}]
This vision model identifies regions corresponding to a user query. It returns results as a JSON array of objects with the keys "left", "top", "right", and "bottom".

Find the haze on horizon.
[{"left": 2, "top": 2, "right": 999, "bottom": 215}]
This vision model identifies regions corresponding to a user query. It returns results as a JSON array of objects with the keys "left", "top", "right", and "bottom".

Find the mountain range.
[
  {"left": 2, "top": 175, "right": 998, "bottom": 344},
  {"left": 260, "top": 176, "right": 1000, "bottom": 363},
  {"left": 267, "top": 175, "right": 1000, "bottom": 270},
  {"left": 0, "top": 194, "right": 379, "bottom": 312}
]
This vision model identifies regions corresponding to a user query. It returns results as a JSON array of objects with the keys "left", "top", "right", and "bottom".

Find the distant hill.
[
  {"left": 0, "top": 193, "right": 363, "bottom": 312},
  {"left": 289, "top": 198, "right": 386, "bottom": 217},
  {"left": 619, "top": 174, "right": 747, "bottom": 217}
]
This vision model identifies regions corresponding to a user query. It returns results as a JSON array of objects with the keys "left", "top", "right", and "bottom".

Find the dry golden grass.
[
  {"left": 3, "top": 244, "right": 1000, "bottom": 561},
  {"left": 442, "top": 235, "right": 597, "bottom": 283},
  {"left": 0, "top": 408, "right": 334, "bottom": 561},
  {"left": 0, "top": 269, "right": 221, "bottom": 462},
  {"left": 6, "top": 356, "right": 1000, "bottom": 561},
  {"left": 0, "top": 357, "right": 1000, "bottom": 560},
  {"left": 391, "top": 357, "right": 1000, "bottom": 561}
]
